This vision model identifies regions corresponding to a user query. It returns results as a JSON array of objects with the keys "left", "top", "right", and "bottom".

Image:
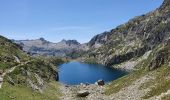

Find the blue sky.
[{"left": 0, "top": 0, "right": 163, "bottom": 43}]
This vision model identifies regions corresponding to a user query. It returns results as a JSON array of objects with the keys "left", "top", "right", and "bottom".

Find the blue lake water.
[{"left": 58, "top": 61, "right": 128, "bottom": 85}]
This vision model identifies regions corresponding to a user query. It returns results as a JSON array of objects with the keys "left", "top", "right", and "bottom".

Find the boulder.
[
  {"left": 77, "top": 90, "right": 90, "bottom": 97},
  {"left": 65, "top": 85, "right": 69, "bottom": 87},
  {"left": 97, "top": 80, "right": 105, "bottom": 86},
  {"left": 13, "top": 56, "right": 20, "bottom": 63},
  {"left": 56, "top": 72, "right": 59, "bottom": 81}
]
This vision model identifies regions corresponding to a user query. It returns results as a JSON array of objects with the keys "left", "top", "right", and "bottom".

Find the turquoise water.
[{"left": 58, "top": 61, "right": 127, "bottom": 85}]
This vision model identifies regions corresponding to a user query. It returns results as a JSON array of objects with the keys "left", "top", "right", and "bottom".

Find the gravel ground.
[{"left": 59, "top": 73, "right": 154, "bottom": 100}]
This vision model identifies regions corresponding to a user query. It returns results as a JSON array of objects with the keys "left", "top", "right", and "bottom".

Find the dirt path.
[
  {"left": 0, "top": 66, "right": 17, "bottom": 88},
  {"left": 0, "top": 61, "right": 31, "bottom": 88}
]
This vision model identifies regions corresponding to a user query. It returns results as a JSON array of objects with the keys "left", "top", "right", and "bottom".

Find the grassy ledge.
[
  {"left": 0, "top": 81, "right": 61, "bottom": 100},
  {"left": 105, "top": 68, "right": 147, "bottom": 95},
  {"left": 142, "top": 66, "right": 170, "bottom": 99}
]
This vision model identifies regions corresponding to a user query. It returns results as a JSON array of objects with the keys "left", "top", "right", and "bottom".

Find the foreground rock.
[
  {"left": 97, "top": 80, "right": 105, "bottom": 86},
  {"left": 77, "top": 90, "right": 90, "bottom": 97},
  {"left": 59, "top": 83, "right": 109, "bottom": 100}
]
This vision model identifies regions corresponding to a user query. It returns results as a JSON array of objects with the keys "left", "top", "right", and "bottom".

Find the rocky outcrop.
[
  {"left": 105, "top": 46, "right": 151, "bottom": 66},
  {"left": 149, "top": 42, "right": 170, "bottom": 70},
  {"left": 7, "top": 76, "right": 15, "bottom": 86},
  {"left": 88, "top": 32, "right": 110, "bottom": 48},
  {"left": 27, "top": 79, "right": 39, "bottom": 91}
]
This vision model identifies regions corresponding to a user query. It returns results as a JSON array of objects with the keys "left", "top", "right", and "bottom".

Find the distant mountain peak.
[
  {"left": 61, "top": 39, "right": 67, "bottom": 42},
  {"left": 66, "top": 40, "right": 80, "bottom": 45},
  {"left": 38, "top": 37, "right": 50, "bottom": 44},
  {"left": 60, "top": 39, "right": 80, "bottom": 45},
  {"left": 13, "top": 38, "right": 87, "bottom": 57},
  {"left": 39, "top": 37, "right": 46, "bottom": 41}
]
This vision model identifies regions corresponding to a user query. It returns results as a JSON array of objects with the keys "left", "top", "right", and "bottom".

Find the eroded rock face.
[
  {"left": 88, "top": 32, "right": 110, "bottom": 48},
  {"left": 149, "top": 42, "right": 170, "bottom": 70}
]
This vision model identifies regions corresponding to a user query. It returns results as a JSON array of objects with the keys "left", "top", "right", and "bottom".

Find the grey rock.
[
  {"left": 97, "top": 80, "right": 105, "bottom": 86},
  {"left": 13, "top": 56, "right": 20, "bottom": 63},
  {"left": 77, "top": 90, "right": 90, "bottom": 97},
  {"left": 7, "top": 76, "right": 15, "bottom": 86}
]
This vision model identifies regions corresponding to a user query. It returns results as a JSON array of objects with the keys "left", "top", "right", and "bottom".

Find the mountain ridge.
[
  {"left": 14, "top": 38, "right": 89, "bottom": 57},
  {"left": 83, "top": 0, "right": 170, "bottom": 71}
]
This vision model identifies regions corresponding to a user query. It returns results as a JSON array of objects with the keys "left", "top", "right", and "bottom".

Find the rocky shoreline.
[
  {"left": 59, "top": 82, "right": 110, "bottom": 100},
  {"left": 59, "top": 72, "right": 157, "bottom": 100}
]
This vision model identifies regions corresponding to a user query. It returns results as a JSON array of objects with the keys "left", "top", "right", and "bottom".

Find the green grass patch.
[
  {"left": 0, "top": 81, "right": 61, "bottom": 100},
  {"left": 0, "top": 57, "right": 64, "bottom": 100},
  {"left": 105, "top": 68, "right": 146, "bottom": 95},
  {"left": 84, "top": 57, "right": 98, "bottom": 64},
  {"left": 142, "top": 66, "right": 170, "bottom": 99}
]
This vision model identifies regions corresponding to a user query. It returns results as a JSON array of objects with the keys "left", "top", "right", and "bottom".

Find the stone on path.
[{"left": 77, "top": 90, "right": 90, "bottom": 97}]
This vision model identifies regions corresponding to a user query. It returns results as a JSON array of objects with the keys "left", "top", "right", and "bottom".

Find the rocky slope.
[
  {"left": 0, "top": 35, "right": 29, "bottom": 70},
  {"left": 84, "top": 0, "right": 170, "bottom": 70},
  {"left": 55, "top": 1, "right": 170, "bottom": 100},
  {"left": 14, "top": 38, "right": 88, "bottom": 57},
  {"left": 0, "top": 35, "right": 64, "bottom": 100},
  {"left": 73, "top": 0, "right": 170, "bottom": 99}
]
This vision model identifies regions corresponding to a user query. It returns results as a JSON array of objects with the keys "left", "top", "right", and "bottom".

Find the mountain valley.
[{"left": 0, "top": 0, "right": 170, "bottom": 100}]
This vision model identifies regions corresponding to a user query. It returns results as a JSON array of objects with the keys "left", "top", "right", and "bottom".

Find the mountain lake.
[{"left": 58, "top": 61, "right": 128, "bottom": 85}]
